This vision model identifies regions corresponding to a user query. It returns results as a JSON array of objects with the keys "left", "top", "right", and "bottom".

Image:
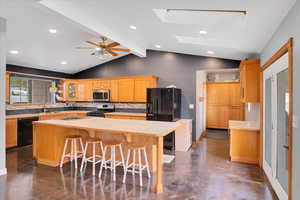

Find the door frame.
[{"left": 260, "top": 38, "right": 293, "bottom": 200}]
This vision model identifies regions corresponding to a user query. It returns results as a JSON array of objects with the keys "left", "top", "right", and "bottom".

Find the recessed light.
[
  {"left": 199, "top": 30, "right": 208, "bottom": 35},
  {"left": 49, "top": 29, "right": 57, "bottom": 34},
  {"left": 155, "top": 44, "right": 161, "bottom": 48},
  {"left": 207, "top": 51, "right": 214, "bottom": 55},
  {"left": 61, "top": 61, "right": 67, "bottom": 65},
  {"left": 129, "top": 25, "right": 137, "bottom": 30},
  {"left": 10, "top": 50, "right": 19, "bottom": 54}
]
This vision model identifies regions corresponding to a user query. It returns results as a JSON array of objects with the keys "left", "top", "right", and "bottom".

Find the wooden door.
[
  {"left": 134, "top": 79, "right": 152, "bottom": 102},
  {"left": 118, "top": 79, "right": 134, "bottom": 102},
  {"left": 6, "top": 118, "right": 17, "bottom": 148},
  {"left": 110, "top": 80, "right": 119, "bottom": 102}
]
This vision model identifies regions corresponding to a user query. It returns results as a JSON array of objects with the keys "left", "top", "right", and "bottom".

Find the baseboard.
[
  {"left": 0, "top": 168, "right": 7, "bottom": 176},
  {"left": 192, "top": 130, "right": 205, "bottom": 147}
]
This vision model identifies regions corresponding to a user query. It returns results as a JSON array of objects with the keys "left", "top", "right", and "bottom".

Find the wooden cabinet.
[
  {"left": 110, "top": 80, "right": 119, "bottom": 102},
  {"left": 6, "top": 118, "right": 17, "bottom": 148},
  {"left": 134, "top": 78, "right": 156, "bottom": 102},
  {"left": 206, "top": 82, "right": 244, "bottom": 129},
  {"left": 61, "top": 76, "right": 157, "bottom": 103},
  {"left": 240, "top": 59, "right": 260, "bottom": 102},
  {"left": 6, "top": 72, "right": 10, "bottom": 103},
  {"left": 230, "top": 128, "right": 260, "bottom": 164},
  {"left": 118, "top": 79, "right": 135, "bottom": 102}
]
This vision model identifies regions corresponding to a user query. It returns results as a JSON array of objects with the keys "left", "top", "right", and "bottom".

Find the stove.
[{"left": 86, "top": 103, "right": 115, "bottom": 117}]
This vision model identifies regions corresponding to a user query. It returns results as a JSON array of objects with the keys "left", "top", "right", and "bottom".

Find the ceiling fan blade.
[
  {"left": 86, "top": 41, "right": 101, "bottom": 47},
  {"left": 91, "top": 52, "right": 96, "bottom": 56},
  {"left": 106, "top": 42, "right": 120, "bottom": 48},
  {"left": 109, "top": 48, "right": 130, "bottom": 52},
  {"left": 107, "top": 49, "right": 118, "bottom": 56}
]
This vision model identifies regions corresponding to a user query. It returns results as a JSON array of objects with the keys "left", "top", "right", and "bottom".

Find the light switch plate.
[
  {"left": 189, "top": 104, "right": 194, "bottom": 109},
  {"left": 293, "top": 115, "right": 298, "bottom": 128}
]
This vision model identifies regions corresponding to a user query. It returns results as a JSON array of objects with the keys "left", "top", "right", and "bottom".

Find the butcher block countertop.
[
  {"left": 104, "top": 112, "right": 146, "bottom": 117},
  {"left": 6, "top": 111, "right": 89, "bottom": 119},
  {"left": 34, "top": 117, "right": 180, "bottom": 137},
  {"left": 229, "top": 120, "right": 260, "bottom": 131}
]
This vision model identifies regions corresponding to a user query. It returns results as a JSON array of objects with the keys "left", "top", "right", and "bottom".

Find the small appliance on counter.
[
  {"left": 146, "top": 88, "right": 182, "bottom": 154},
  {"left": 86, "top": 103, "right": 115, "bottom": 117},
  {"left": 93, "top": 89, "right": 110, "bottom": 102}
]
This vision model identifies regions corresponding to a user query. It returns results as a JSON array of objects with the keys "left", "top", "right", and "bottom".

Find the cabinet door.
[
  {"left": 118, "top": 79, "right": 134, "bottom": 102},
  {"left": 65, "top": 80, "right": 78, "bottom": 101},
  {"left": 229, "top": 105, "right": 244, "bottom": 121},
  {"left": 206, "top": 105, "right": 219, "bottom": 128},
  {"left": 6, "top": 119, "right": 17, "bottom": 148},
  {"left": 110, "top": 80, "right": 119, "bottom": 102},
  {"left": 84, "top": 81, "right": 93, "bottom": 101},
  {"left": 134, "top": 79, "right": 153, "bottom": 102},
  {"left": 218, "top": 105, "right": 230, "bottom": 128},
  {"left": 77, "top": 81, "right": 85, "bottom": 101},
  {"left": 206, "top": 83, "right": 229, "bottom": 105},
  {"left": 229, "top": 83, "right": 242, "bottom": 105},
  {"left": 93, "top": 80, "right": 110, "bottom": 89}
]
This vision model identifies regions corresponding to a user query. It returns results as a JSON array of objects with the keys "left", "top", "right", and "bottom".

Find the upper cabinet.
[
  {"left": 240, "top": 59, "right": 261, "bottom": 102},
  {"left": 134, "top": 78, "right": 157, "bottom": 102},
  {"left": 118, "top": 79, "right": 135, "bottom": 102},
  {"left": 62, "top": 75, "right": 158, "bottom": 103}
]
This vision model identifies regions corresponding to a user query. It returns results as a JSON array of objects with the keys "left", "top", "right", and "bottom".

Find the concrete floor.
[{"left": 0, "top": 135, "right": 278, "bottom": 200}]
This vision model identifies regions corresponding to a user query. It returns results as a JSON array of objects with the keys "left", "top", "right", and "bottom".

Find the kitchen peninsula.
[{"left": 33, "top": 117, "right": 180, "bottom": 193}]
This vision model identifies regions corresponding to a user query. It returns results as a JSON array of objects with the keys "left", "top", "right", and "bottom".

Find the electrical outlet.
[
  {"left": 189, "top": 104, "right": 194, "bottom": 109},
  {"left": 293, "top": 115, "right": 298, "bottom": 128}
]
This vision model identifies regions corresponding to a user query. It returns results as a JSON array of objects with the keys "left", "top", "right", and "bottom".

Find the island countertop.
[{"left": 34, "top": 117, "right": 180, "bottom": 137}]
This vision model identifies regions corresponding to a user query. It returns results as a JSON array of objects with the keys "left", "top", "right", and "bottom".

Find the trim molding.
[
  {"left": 192, "top": 130, "right": 205, "bottom": 147},
  {"left": 261, "top": 38, "right": 293, "bottom": 200},
  {"left": 0, "top": 168, "right": 7, "bottom": 176}
]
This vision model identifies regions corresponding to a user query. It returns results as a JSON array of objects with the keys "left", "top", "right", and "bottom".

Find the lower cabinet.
[{"left": 6, "top": 118, "right": 17, "bottom": 148}]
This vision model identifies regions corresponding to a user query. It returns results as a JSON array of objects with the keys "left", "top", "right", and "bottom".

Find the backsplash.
[{"left": 6, "top": 102, "right": 146, "bottom": 115}]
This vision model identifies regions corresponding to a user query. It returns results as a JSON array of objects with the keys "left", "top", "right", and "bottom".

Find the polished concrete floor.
[{"left": 0, "top": 136, "right": 278, "bottom": 200}]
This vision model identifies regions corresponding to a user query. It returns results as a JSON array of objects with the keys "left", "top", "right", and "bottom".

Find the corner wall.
[
  {"left": 260, "top": 1, "right": 299, "bottom": 198},
  {"left": 0, "top": 17, "right": 7, "bottom": 176}
]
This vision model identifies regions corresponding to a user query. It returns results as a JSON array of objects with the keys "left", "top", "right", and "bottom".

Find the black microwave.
[{"left": 93, "top": 89, "right": 110, "bottom": 101}]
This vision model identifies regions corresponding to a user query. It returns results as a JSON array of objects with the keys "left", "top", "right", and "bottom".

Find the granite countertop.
[
  {"left": 34, "top": 117, "right": 180, "bottom": 136},
  {"left": 6, "top": 111, "right": 90, "bottom": 119},
  {"left": 104, "top": 112, "right": 146, "bottom": 117},
  {"left": 229, "top": 120, "right": 260, "bottom": 131}
]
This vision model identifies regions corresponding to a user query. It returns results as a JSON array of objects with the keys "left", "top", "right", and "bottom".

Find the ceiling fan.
[{"left": 77, "top": 37, "right": 130, "bottom": 58}]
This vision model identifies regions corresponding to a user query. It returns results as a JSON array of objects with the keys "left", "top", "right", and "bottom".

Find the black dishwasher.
[{"left": 18, "top": 117, "right": 39, "bottom": 147}]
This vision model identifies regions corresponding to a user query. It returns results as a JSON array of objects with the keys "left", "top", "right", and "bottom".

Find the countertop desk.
[{"left": 33, "top": 117, "right": 180, "bottom": 193}]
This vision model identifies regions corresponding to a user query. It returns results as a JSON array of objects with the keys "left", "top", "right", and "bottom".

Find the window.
[{"left": 10, "top": 75, "right": 56, "bottom": 104}]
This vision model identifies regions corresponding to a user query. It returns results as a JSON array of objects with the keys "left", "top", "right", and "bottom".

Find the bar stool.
[
  {"left": 80, "top": 138, "right": 104, "bottom": 176},
  {"left": 60, "top": 135, "right": 84, "bottom": 168},
  {"left": 98, "top": 140, "right": 125, "bottom": 181},
  {"left": 122, "top": 144, "right": 151, "bottom": 187}
]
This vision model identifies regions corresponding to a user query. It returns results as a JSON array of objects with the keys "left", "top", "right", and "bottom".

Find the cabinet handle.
[{"left": 283, "top": 144, "right": 289, "bottom": 170}]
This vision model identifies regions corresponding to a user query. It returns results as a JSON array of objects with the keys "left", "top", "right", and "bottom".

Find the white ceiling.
[
  {"left": 0, "top": 0, "right": 129, "bottom": 74},
  {"left": 1, "top": 0, "right": 296, "bottom": 74}
]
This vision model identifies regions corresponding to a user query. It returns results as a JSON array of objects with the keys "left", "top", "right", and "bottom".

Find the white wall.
[
  {"left": 195, "top": 70, "right": 207, "bottom": 140},
  {"left": 0, "top": 17, "right": 6, "bottom": 176}
]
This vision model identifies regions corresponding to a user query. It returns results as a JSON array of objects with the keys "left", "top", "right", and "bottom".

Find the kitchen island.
[{"left": 33, "top": 117, "right": 180, "bottom": 193}]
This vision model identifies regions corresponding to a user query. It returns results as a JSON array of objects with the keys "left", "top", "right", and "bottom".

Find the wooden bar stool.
[
  {"left": 60, "top": 135, "right": 84, "bottom": 168},
  {"left": 122, "top": 144, "right": 151, "bottom": 187},
  {"left": 98, "top": 141, "right": 125, "bottom": 181},
  {"left": 80, "top": 138, "right": 104, "bottom": 176}
]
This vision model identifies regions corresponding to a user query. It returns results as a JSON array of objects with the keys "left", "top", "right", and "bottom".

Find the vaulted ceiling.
[{"left": 1, "top": 0, "right": 296, "bottom": 74}]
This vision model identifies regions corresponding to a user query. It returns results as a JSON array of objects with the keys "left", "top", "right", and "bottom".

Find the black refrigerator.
[
  {"left": 146, "top": 88, "right": 181, "bottom": 154},
  {"left": 146, "top": 88, "right": 181, "bottom": 122}
]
